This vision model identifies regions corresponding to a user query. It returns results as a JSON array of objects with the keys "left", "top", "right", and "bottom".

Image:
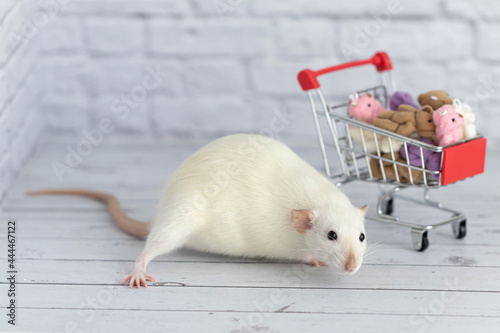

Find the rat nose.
[
  {"left": 344, "top": 250, "right": 358, "bottom": 273},
  {"left": 344, "top": 263, "right": 354, "bottom": 273}
]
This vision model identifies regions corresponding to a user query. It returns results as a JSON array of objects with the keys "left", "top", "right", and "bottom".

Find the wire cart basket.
[{"left": 297, "top": 52, "right": 487, "bottom": 251}]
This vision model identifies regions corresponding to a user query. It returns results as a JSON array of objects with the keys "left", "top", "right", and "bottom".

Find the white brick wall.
[
  {"left": 443, "top": 0, "right": 500, "bottom": 19},
  {"left": 148, "top": 19, "right": 272, "bottom": 56},
  {"left": 3, "top": 0, "right": 500, "bottom": 200},
  {"left": 339, "top": 21, "right": 474, "bottom": 60},
  {"left": 40, "top": 16, "right": 83, "bottom": 54},
  {"left": 85, "top": 17, "right": 144, "bottom": 55},
  {"left": 0, "top": 0, "right": 46, "bottom": 201},
  {"left": 477, "top": 23, "right": 500, "bottom": 60},
  {"left": 35, "top": 0, "right": 500, "bottom": 144}
]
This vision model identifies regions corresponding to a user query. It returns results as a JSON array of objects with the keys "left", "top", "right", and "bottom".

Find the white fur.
[
  {"left": 453, "top": 99, "right": 477, "bottom": 140},
  {"left": 145, "top": 134, "right": 367, "bottom": 274}
]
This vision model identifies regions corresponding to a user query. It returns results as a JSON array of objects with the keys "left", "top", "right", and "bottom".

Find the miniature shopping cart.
[{"left": 297, "top": 52, "right": 487, "bottom": 251}]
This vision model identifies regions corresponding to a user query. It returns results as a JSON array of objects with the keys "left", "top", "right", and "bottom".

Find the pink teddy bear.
[
  {"left": 433, "top": 105, "right": 464, "bottom": 146},
  {"left": 348, "top": 93, "right": 386, "bottom": 124}
]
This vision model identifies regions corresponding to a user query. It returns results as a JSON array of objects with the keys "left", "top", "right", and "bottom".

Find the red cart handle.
[{"left": 297, "top": 52, "right": 393, "bottom": 91}]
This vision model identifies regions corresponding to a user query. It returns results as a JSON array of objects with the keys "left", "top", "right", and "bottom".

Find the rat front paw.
[
  {"left": 121, "top": 270, "right": 156, "bottom": 289},
  {"left": 306, "top": 258, "right": 328, "bottom": 268}
]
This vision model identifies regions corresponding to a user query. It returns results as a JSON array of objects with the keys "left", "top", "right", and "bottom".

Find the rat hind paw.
[{"left": 121, "top": 270, "right": 156, "bottom": 289}]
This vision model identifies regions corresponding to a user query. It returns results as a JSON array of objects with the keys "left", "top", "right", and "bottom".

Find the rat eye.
[
  {"left": 359, "top": 233, "right": 365, "bottom": 242},
  {"left": 327, "top": 230, "right": 337, "bottom": 241},
  {"left": 428, "top": 119, "right": 432, "bottom": 123},
  {"left": 367, "top": 104, "right": 371, "bottom": 107},
  {"left": 452, "top": 118, "right": 455, "bottom": 122}
]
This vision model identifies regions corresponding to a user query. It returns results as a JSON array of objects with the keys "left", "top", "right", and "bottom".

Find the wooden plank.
[
  {"left": 8, "top": 172, "right": 497, "bottom": 200},
  {"left": 3, "top": 237, "right": 500, "bottom": 268},
  {"left": 1, "top": 284, "right": 499, "bottom": 317},
  {"left": 4, "top": 309, "right": 500, "bottom": 333},
  {"left": 5, "top": 194, "right": 498, "bottom": 217},
  {"left": 3, "top": 213, "right": 499, "bottom": 247},
  {"left": 5, "top": 163, "right": 498, "bottom": 230},
  {"left": 8, "top": 259, "right": 500, "bottom": 292},
  {"left": 6, "top": 207, "right": 498, "bottom": 233}
]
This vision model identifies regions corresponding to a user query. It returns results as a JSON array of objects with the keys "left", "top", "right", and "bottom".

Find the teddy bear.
[
  {"left": 417, "top": 90, "right": 453, "bottom": 110},
  {"left": 389, "top": 91, "right": 419, "bottom": 111},
  {"left": 348, "top": 92, "right": 386, "bottom": 123},
  {"left": 399, "top": 138, "right": 441, "bottom": 180},
  {"left": 347, "top": 92, "right": 399, "bottom": 153},
  {"left": 433, "top": 105, "right": 464, "bottom": 146},
  {"left": 370, "top": 152, "right": 424, "bottom": 184},
  {"left": 373, "top": 104, "right": 436, "bottom": 139},
  {"left": 452, "top": 99, "right": 477, "bottom": 140},
  {"left": 348, "top": 126, "right": 400, "bottom": 154},
  {"left": 350, "top": 103, "right": 435, "bottom": 154}
]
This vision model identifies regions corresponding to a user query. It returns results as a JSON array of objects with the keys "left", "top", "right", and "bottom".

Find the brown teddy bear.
[
  {"left": 370, "top": 152, "right": 424, "bottom": 184},
  {"left": 373, "top": 104, "right": 435, "bottom": 138},
  {"left": 417, "top": 90, "right": 453, "bottom": 110}
]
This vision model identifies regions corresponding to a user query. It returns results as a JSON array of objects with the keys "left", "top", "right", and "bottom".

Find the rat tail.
[{"left": 26, "top": 189, "right": 149, "bottom": 238}]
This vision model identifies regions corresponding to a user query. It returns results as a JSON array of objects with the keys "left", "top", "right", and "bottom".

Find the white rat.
[{"left": 27, "top": 134, "right": 367, "bottom": 288}]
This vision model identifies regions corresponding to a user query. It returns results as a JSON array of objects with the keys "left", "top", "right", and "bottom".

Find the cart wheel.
[
  {"left": 452, "top": 219, "right": 467, "bottom": 239},
  {"left": 411, "top": 229, "right": 429, "bottom": 252},
  {"left": 382, "top": 197, "right": 394, "bottom": 215},
  {"left": 418, "top": 233, "right": 429, "bottom": 252}
]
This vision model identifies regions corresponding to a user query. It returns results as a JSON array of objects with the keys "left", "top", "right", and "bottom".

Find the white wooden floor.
[{"left": 1, "top": 139, "right": 500, "bottom": 333}]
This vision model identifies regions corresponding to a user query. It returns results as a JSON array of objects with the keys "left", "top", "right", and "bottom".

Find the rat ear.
[
  {"left": 360, "top": 205, "right": 368, "bottom": 217},
  {"left": 291, "top": 209, "right": 316, "bottom": 234}
]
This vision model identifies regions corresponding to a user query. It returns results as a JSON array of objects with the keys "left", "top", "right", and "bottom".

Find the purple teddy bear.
[
  {"left": 400, "top": 138, "right": 441, "bottom": 180},
  {"left": 389, "top": 91, "right": 419, "bottom": 111}
]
